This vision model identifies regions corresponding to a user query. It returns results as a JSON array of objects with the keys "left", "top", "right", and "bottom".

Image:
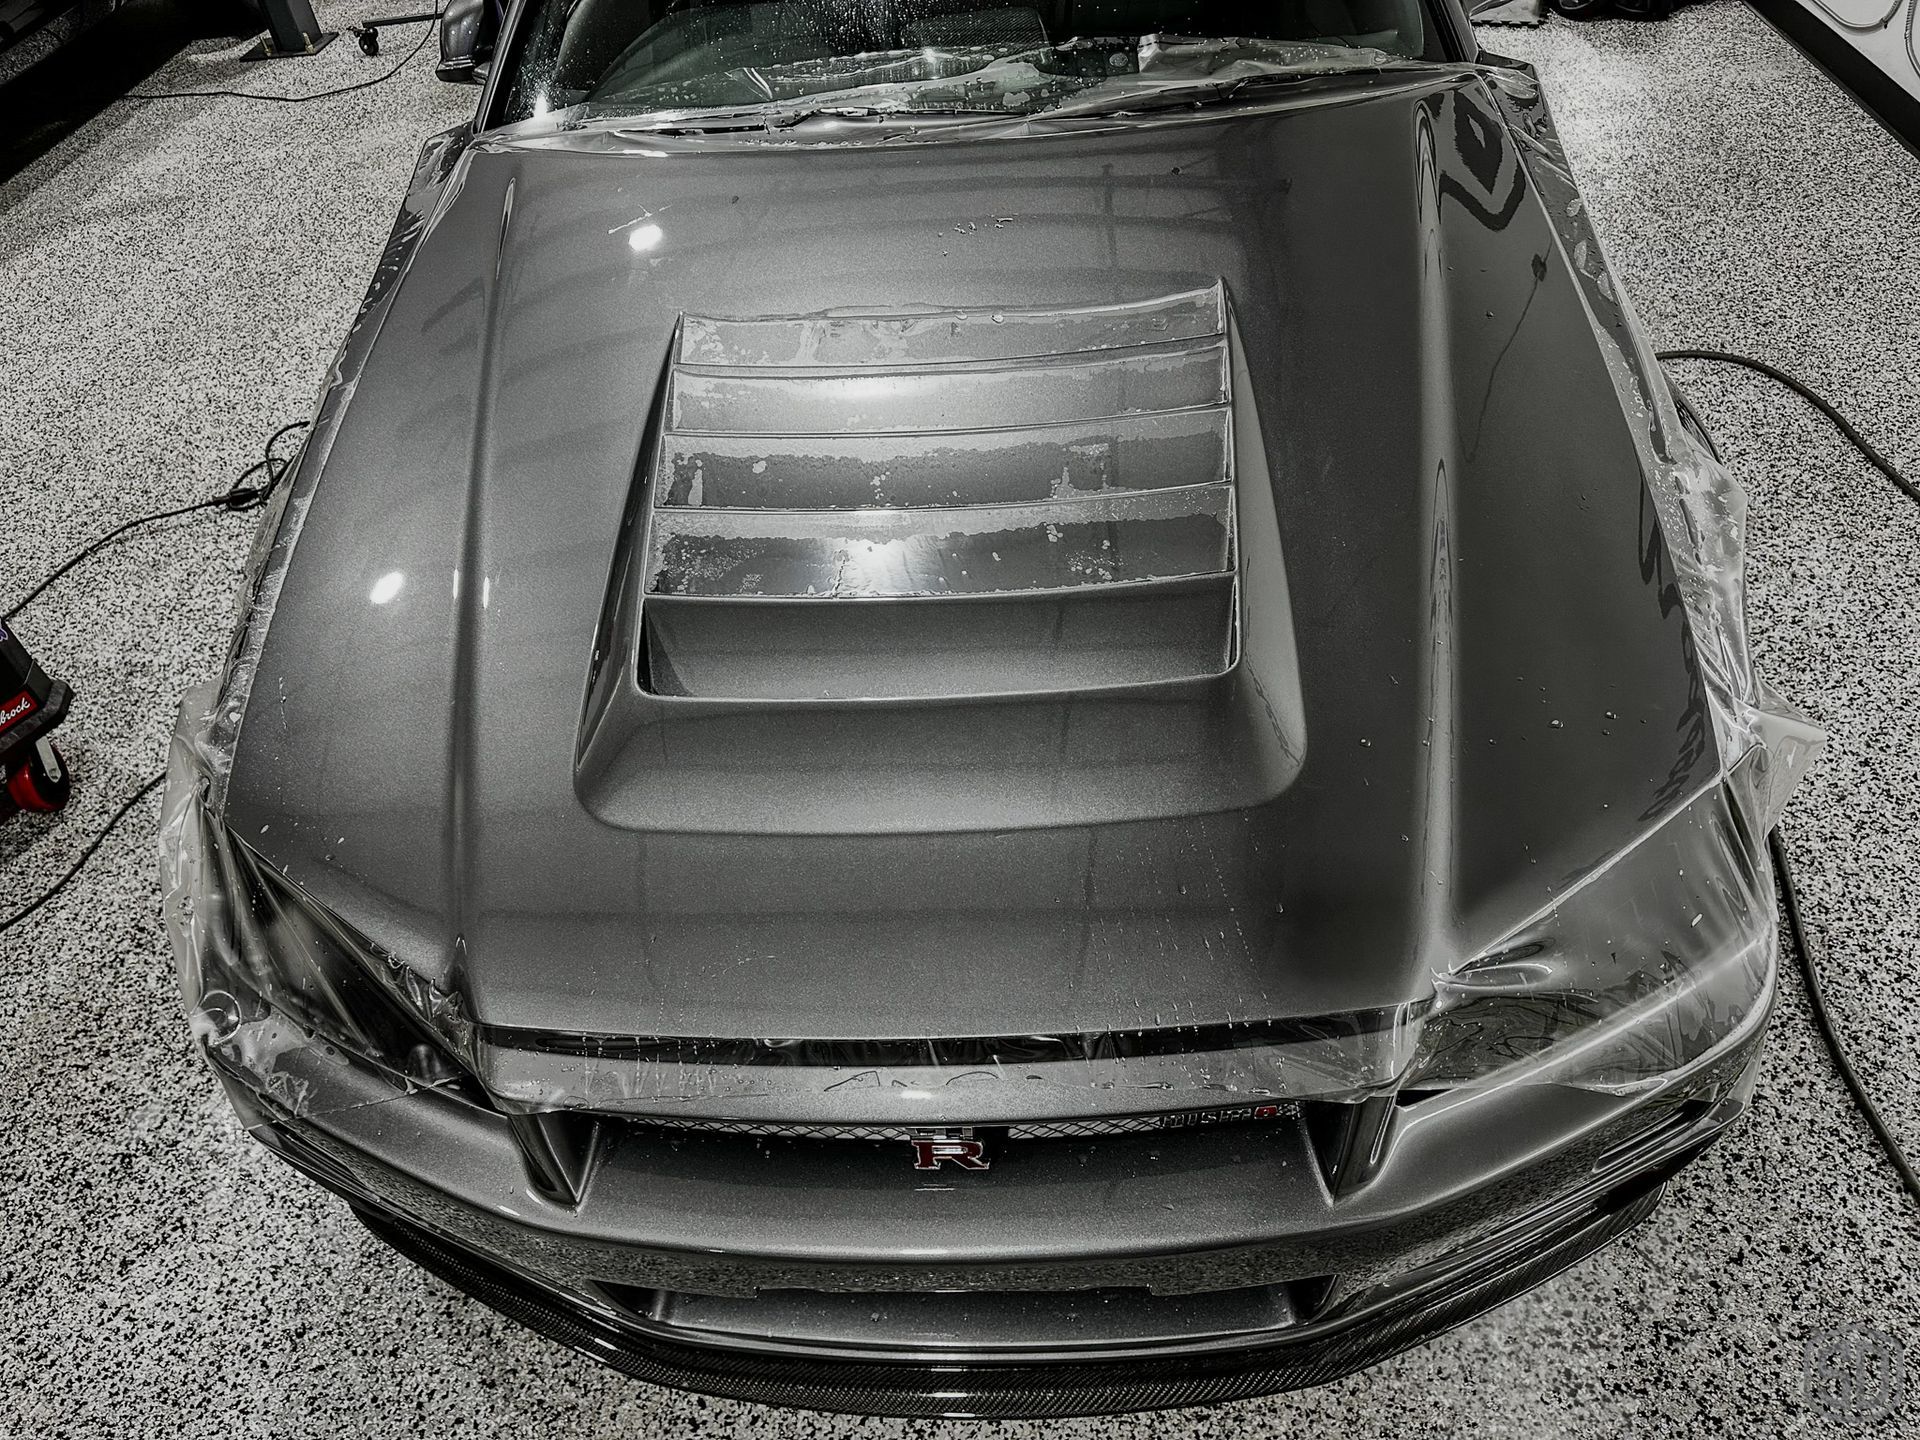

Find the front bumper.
[
  {"left": 354, "top": 1176, "right": 1663, "bottom": 1417},
  {"left": 205, "top": 1007, "right": 1766, "bottom": 1419}
]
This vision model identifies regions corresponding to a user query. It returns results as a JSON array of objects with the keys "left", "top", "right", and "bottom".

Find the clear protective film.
[
  {"left": 1487, "top": 64, "right": 1825, "bottom": 833},
  {"left": 161, "top": 712, "right": 473, "bottom": 1120},
  {"left": 1399, "top": 62, "right": 1825, "bottom": 1094},
  {"left": 161, "top": 72, "right": 1819, "bottom": 1136},
  {"left": 159, "top": 127, "right": 475, "bottom": 1122}
]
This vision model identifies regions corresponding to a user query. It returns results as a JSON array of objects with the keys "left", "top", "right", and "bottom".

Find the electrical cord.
[
  {"left": 1771, "top": 828, "right": 1920, "bottom": 1204},
  {"left": 0, "top": 772, "right": 166, "bottom": 937},
  {"left": 1795, "top": 0, "right": 1904, "bottom": 33},
  {"left": 125, "top": 13, "right": 439, "bottom": 105},
  {"left": 1658, "top": 348, "right": 1920, "bottom": 507},
  {"left": 0, "top": 421, "right": 309, "bottom": 934},
  {"left": 1659, "top": 347, "right": 1920, "bottom": 1206},
  {"left": 2, "top": 421, "right": 308, "bottom": 623}
]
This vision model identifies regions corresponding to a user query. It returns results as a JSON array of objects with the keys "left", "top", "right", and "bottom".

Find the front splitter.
[{"left": 354, "top": 1179, "right": 1666, "bottom": 1420}]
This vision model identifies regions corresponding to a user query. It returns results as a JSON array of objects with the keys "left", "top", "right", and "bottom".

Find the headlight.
[
  {"left": 1406, "top": 772, "right": 1774, "bottom": 1094},
  {"left": 163, "top": 743, "right": 469, "bottom": 1095}
]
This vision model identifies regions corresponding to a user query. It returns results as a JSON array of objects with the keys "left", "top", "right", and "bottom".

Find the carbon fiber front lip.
[{"left": 352, "top": 1180, "right": 1666, "bottom": 1419}]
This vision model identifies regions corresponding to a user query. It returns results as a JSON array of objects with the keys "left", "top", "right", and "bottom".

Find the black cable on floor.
[
  {"left": 1664, "top": 345, "right": 1920, "bottom": 1206},
  {"left": 1, "top": 421, "right": 310, "bottom": 930},
  {"left": 0, "top": 771, "right": 166, "bottom": 936},
  {"left": 1770, "top": 830, "right": 1920, "bottom": 1205},
  {"left": 3, "top": 420, "right": 307, "bottom": 622},
  {"left": 125, "top": 14, "right": 438, "bottom": 105},
  {"left": 1657, "top": 348, "right": 1920, "bottom": 507}
]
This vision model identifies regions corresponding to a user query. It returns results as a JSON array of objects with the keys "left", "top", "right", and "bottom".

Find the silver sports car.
[{"left": 160, "top": 0, "right": 1821, "bottom": 1417}]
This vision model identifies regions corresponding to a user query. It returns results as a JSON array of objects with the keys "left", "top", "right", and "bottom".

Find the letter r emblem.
[{"left": 909, "top": 1136, "right": 991, "bottom": 1171}]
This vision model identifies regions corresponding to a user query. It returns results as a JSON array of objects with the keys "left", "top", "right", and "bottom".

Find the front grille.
[{"left": 633, "top": 1100, "right": 1295, "bottom": 1144}]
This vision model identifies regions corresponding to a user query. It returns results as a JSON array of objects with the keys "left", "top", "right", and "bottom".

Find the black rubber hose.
[
  {"left": 0, "top": 771, "right": 166, "bottom": 936},
  {"left": 1662, "top": 346, "right": 1920, "bottom": 1207},
  {"left": 1770, "top": 828, "right": 1920, "bottom": 1205},
  {"left": 1657, "top": 348, "right": 1920, "bottom": 508}
]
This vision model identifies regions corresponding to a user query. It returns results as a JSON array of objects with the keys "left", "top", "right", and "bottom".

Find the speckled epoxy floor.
[{"left": 1, "top": 4, "right": 1917, "bottom": 1436}]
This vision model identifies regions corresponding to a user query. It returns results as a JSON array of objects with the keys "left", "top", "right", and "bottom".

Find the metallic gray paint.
[
  {"left": 162, "top": 24, "right": 1786, "bottom": 1409},
  {"left": 226, "top": 72, "right": 1711, "bottom": 1056}
]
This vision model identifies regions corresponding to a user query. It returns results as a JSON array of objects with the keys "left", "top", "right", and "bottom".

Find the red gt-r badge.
[{"left": 908, "top": 1131, "right": 991, "bottom": 1171}]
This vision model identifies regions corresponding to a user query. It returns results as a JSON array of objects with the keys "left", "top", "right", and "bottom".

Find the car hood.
[{"left": 224, "top": 71, "right": 1715, "bottom": 1058}]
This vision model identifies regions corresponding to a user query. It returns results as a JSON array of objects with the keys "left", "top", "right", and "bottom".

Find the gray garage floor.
[{"left": 2, "top": 4, "right": 1917, "bottom": 1436}]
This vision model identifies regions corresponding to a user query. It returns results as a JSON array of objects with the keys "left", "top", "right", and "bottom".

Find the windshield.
[{"left": 498, "top": 0, "right": 1439, "bottom": 129}]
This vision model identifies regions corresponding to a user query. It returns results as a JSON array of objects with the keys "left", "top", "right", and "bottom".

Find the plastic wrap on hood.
[
  {"left": 165, "top": 72, "right": 1819, "bottom": 1137},
  {"left": 162, "top": 682, "right": 475, "bottom": 1119},
  {"left": 160, "top": 127, "right": 473, "bottom": 1114},
  {"left": 199, "top": 123, "right": 471, "bottom": 811},
  {"left": 1486, "top": 63, "right": 1823, "bottom": 834},
  {"left": 1386, "top": 63, "right": 1826, "bottom": 1094}
]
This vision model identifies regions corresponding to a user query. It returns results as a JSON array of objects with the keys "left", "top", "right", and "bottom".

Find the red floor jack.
[{"left": 0, "top": 621, "right": 73, "bottom": 823}]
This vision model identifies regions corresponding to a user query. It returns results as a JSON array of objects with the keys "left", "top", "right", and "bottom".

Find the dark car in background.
[
  {"left": 160, "top": 0, "right": 1821, "bottom": 1417},
  {"left": 0, "top": 0, "right": 129, "bottom": 83}
]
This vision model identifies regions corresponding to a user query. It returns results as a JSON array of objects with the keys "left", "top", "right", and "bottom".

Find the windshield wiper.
[
  {"left": 603, "top": 103, "right": 1013, "bottom": 135},
  {"left": 1027, "top": 61, "right": 1441, "bottom": 121},
  {"left": 578, "top": 37, "right": 1447, "bottom": 135}
]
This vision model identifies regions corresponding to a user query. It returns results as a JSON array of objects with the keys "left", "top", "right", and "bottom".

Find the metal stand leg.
[{"left": 240, "top": 0, "right": 339, "bottom": 60}]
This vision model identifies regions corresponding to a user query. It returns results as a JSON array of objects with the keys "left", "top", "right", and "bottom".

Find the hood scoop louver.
[
  {"left": 577, "top": 283, "right": 1305, "bottom": 835},
  {"left": 640, "top": 287, "right": 1237, "bottom": 702}
]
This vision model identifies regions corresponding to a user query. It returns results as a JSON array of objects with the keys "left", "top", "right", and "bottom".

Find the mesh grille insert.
[{"left": 630, "top": 1101, "right": 1295, "bottom": 1144}]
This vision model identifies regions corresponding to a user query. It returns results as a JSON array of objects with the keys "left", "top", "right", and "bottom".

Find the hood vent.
[{"left": 639, "top": 287, "right": 1237, "bottom": 702}]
